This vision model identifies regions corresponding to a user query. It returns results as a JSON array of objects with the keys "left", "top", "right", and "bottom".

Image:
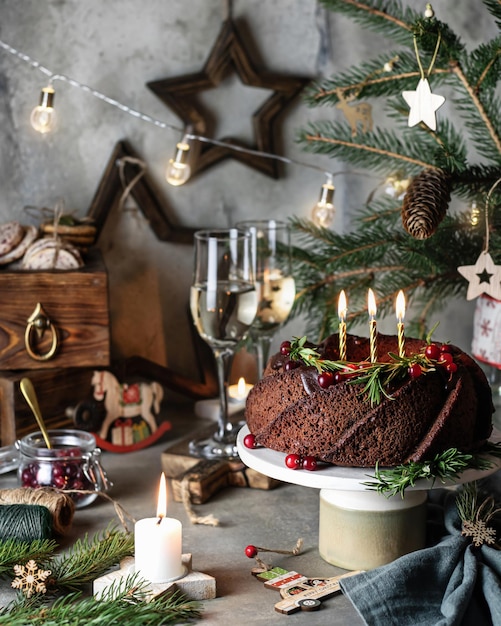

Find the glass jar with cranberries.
[{"left": 16, "top": 429, "right": 111, "bottom": 508}]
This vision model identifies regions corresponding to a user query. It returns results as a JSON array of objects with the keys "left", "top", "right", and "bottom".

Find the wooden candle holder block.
[
  {"left": 162, "top": 429, "right": 281, "bottom": 504},
  {"left": 93, "top": 554, "right": 216, "bottom": 602}
]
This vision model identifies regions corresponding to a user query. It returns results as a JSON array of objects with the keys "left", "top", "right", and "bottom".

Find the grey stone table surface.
[{"left": 0, "top": 406, "right": 364, "bottom": 624}]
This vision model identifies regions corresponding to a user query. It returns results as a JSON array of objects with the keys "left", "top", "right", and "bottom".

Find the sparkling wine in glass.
[
  {"left": 189, "top": 229, "right": 257, "bottom": 458},
  {"left": 237, "top": 220, "right": 295, "bottom": 377}
]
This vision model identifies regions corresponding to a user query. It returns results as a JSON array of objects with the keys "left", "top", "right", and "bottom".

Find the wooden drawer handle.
[{"left": 25, "top": 302, "right": 59, "bottom": 361}]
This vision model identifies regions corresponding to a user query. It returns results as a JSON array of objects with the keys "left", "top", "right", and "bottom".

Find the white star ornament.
[
  {"left": 457, "top": 251, "right": 501, "bottom": 301},
  {"left": 402, "top": 78, "right": 445, "bottom": 131}
]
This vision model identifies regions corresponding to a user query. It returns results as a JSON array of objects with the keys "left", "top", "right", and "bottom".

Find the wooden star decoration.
[
  {"left": 147, "top": 19, "right": 309, "bottom": 179},
  {"left": 458, "top": 251, "right": 501, "bottom": 300},
  {"left": 402, "top": 78, "right": 445, "bottom": 131},
  {"left": 87, "top": 140, "right": 196, "bottom": 243}
]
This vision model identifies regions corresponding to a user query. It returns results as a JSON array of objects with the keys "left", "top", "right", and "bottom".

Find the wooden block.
[
  {"left": 171, "top": 459, "right": 230, "bottom": 504},
  {"left": 162, "top": 429, "right": 281, "bottom": 503},
  {"left": 93, "top": 554, "right": 216, "bottom": 602},
  {"left": 161, "top": 425, "right": 215, "bottom": 478},
  {"left": 0, "top": 248, "right": 109, "bottom": 370}
]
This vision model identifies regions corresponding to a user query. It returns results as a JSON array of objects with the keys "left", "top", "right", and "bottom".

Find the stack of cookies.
[
  {"left": 40, "top": 220, "right": 96, "bottom": 250},
  {"left": 22, "top": 237, "right": 83, "bottom": 270}
]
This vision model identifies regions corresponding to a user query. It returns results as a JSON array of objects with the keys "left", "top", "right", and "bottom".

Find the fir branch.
[
  {"left": 451, "top": 60, "right": 501, "bottom": 158},
  {"left": 483, "top": 0, "right": 501, "bottom": 30},
  {"left": 363, "top": 449, "right": 495, "bottom": 497},
  {"left": 0, "top": 581, "right": 201, "bottom": 625},
  {"left": 319, "top": 0, "right": 415, "bottom": 44},
  {"left": 50, "top": 527, "right": 134, "bottom": 592},
  {"left": 0, "top": 539, "right": 57, "bottom": 579}
]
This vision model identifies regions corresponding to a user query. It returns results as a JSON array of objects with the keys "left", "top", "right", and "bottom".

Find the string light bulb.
[
  {"left": 30, "top": 85, "right": 56, "bottom": 134},
  {"left": 165, "top": 135, "right": 192, "bottom": 186},
  {"left": 311, "top": 175, "right": 335, "bottom": 228},
  {"left": 470, "top": 200, "right": 480, "bottom": 227}
]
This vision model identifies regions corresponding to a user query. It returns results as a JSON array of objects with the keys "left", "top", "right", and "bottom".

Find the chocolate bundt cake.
[{"left": 245, "top": 333, "right": 494, "bottom": 467}]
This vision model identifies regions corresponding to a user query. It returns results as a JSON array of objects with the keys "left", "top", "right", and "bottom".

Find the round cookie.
[
  {"left": 0, "top": 226, "right": 38, "bottom": 266},
  {"left": 0, "top": 221, "right": 24, "bottom": 256}
]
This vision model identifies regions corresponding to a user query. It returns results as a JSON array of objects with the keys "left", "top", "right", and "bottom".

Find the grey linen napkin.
[{"left": 339, "top": 491, "right": 501, "bottom": 626}]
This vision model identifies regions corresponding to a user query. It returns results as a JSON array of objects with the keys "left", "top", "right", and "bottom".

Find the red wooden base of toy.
[{"left": 93, "top": 420, "right": 172, "bottom": 453}]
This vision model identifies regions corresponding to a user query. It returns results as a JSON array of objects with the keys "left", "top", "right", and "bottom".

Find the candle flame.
[
  {"left": 338, "top": 290, "right": 347, "bottom": 321},
  {"left": 156, "top": 472, "right": 167, "bottom": 520},
  {"left": 368, "top": 289, "right": 377, "bottom": 318},
  {"left": 237, "top": 377, "right": 247, "bottom": 398},
  {"left": 396, "top": 290, "right": 406, "bottom": 322}
]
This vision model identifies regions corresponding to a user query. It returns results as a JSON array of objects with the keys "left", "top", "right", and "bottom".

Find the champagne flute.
[
  {"left": 236, "top": 220, "right": 295, "bottom": 377},
  {"left": 189, "top": 228, "right": 257, "bottom": 458}
]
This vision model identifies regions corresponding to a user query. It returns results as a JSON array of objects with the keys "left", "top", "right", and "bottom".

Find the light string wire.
[
  {"left": 483, "top": 176, "right": 501, "bottom": 253},
  {"left": 0, "top": 37, "right": 335, "bottom": 179}
]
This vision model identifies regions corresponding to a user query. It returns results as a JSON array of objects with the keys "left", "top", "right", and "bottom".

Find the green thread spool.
[{"left": 0, "top": 504, "right": 53, "bottom": 542}]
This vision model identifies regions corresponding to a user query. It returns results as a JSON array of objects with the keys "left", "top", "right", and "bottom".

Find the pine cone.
[{"left": 401, "top": 168, "right": 451, "bottom": 239}]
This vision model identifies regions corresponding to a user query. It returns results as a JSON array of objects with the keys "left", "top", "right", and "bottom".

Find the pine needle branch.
[
  {"left": 50, "top": 527, "right": 134, "bottom": 592},
  {"left": 0, "top": 580, "right": 202, "bottom": 625},
  {"left": 0, "top": 539, "right": 58, "bottom": 579}
]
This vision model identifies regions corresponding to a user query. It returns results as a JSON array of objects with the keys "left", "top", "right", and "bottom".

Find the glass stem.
[
  {"left": 213, "top": 347, "right": 234, "bottom": 441},
  {"left": 255, "top": 332, "right": 274, "bottom": 379}
]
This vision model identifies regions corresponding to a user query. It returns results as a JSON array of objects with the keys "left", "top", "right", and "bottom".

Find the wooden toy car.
[{"left": 255, "top": 566, "right": 361, "bottom": 615}]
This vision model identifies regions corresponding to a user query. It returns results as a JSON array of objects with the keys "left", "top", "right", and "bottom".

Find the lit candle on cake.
[
  {"left": 396, "top": 290, "right": 406, "bottom": 358},
  {"left": 134, "top": 473, "right": 184, "bottom": 583},
  {"left": 338, "top": 290, "right": 347, "bottom": 361},
  {"left": 368, "top": 288, "right": 377, "bottom": 363}
]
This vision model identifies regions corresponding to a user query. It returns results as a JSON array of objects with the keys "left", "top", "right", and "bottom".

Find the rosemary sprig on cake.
[
  {"left": 363, "top": 445, "right": 501, "bottom": 497},
  {"left": 286, "top": 335, "right": 455, "bottom": 406}
]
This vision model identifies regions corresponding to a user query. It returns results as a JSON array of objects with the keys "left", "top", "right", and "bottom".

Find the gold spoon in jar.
[{"left": 20, "top": 377, "right": 52, "bottom": 449}]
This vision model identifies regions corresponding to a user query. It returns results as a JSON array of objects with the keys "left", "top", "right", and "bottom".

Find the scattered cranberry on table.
[{"left": 244, "top": 545, "right": 258, "bottom": 558}]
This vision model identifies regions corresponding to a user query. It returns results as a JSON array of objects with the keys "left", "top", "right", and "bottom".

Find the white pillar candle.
[{"left": 134, "top": 473, "right": 184, "bottom": 583}]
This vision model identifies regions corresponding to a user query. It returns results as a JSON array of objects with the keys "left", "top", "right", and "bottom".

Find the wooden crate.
[
  {"left": 0, "top": 367, "right": 97, "bottom": 446},
  {"left": 0, "top": 249, "right": 109, "bottom": 370}
]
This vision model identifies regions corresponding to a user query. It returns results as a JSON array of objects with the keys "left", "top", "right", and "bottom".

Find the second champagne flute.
[{"left": 237, "top": 220, "right": 295, "bottom": 377}]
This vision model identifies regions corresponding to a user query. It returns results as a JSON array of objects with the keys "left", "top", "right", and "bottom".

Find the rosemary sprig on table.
[
  {"left": 288, "top": 336, "right": 438, "bottom": 405},
  {"left": 363, "top": 447, "right": 499, "bottom": 498}
]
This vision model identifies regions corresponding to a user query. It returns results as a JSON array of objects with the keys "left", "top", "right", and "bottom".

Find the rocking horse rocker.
[{"left": 91, "top": 370, "right": 171, "bottom": 452}]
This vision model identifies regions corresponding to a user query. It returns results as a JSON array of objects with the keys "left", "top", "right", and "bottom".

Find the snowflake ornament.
[
  {"left": 11, "top": 560, "right": 51, "bottom": 598},
  {"left": 462, "top": 519, "right": 497, "bottom": 547}
]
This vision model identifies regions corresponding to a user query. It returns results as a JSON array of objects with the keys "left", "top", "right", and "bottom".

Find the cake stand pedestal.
[{"left": 237, "top": 426, "right": 501, "bottom": 571}]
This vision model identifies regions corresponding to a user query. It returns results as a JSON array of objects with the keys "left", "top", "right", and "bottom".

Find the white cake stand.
[{"left": 237, "top": 426, "right": 501, "bottom": 570}]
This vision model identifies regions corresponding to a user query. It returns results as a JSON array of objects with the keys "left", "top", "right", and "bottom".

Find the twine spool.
[
  {"left": 0, "top": 504, "right": 52, "bottom": 542},
  {"left": 0, "top": 488, "right": 75, "bottom": 535}
]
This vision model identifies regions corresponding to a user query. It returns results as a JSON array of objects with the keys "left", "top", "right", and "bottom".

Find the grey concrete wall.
[{"left": 0, "top": 1, "right": 495, "bottom": 387}]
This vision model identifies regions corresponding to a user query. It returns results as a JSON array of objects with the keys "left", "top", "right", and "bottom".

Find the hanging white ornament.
[
  {"left": 458, "top": 251, "right": 501, "bottom": 301},
  {"left": 403, "top": 32, "right": 444, "bottom": 131},
  {"left": 458, "top": 177, "right": 501, "bottom": 301},
  {"left": 402, "top": 78, "right": 445, "bottom": 131}
]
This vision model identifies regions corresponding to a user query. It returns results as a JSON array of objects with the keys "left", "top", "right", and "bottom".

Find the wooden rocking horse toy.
[{"left": 91, "top": 370, "right": 170, "bottom": 451}]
